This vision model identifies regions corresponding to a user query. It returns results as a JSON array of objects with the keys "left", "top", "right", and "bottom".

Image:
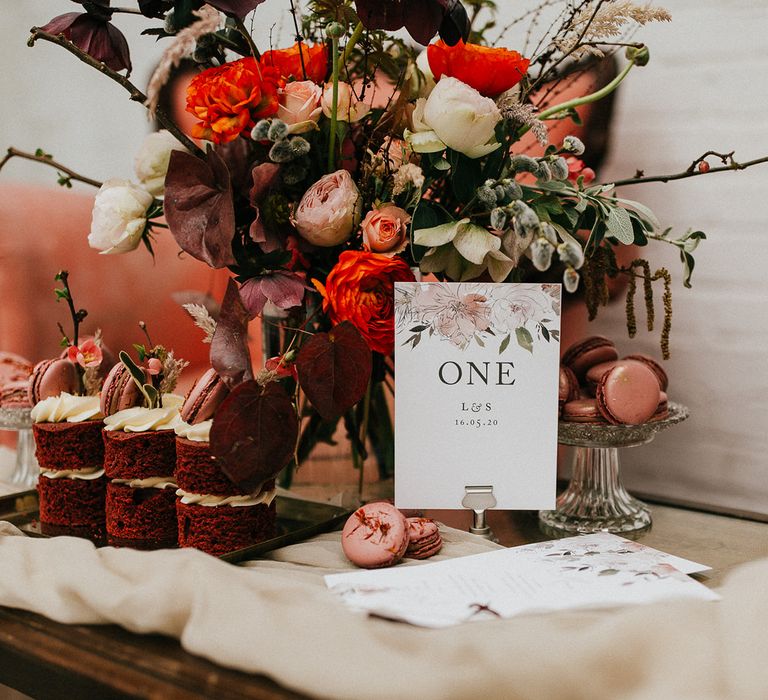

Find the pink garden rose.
[
  {"left": 292, "top": 170, "right": 362, "bottom": 247},
  {"left": 277, "top": 80, "right": 323, "bottom": 134},
  {"left": 360, "top": 203, "right": 410, "bottom": 256}
]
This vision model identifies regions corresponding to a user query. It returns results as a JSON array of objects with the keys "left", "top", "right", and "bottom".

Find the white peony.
[
  {"left": 133, "top": 130, "right": 186, "bottom": 196},
  {"left": 405, "top": 77, "right": 502, "bottom": 159},
  {"left": 88, "top": 179, "right": 153, "bottom": 254}
]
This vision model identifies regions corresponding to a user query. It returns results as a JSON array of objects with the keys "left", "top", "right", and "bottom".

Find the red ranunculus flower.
[
  {"left": 261, "top": 42, "right": 328, "bottom": 84},
  {"left": 186, "top": 58, "right": 282, "bottom": 144},
  {"left": 313, "top": 251, "right": 415, "bottom": 355},
  {"left": 566, "top": 157, "right": 596, "bottom": 185},
  {"left": 427, "top": 40, "right": 530, "bottom": 97}
]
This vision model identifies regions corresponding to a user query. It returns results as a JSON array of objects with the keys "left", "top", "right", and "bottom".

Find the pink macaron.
[
  {"left": 181, "top": 368, "right": 230, "bottom": 424},
  {"left": 562, "top": 336, "right": 619, "bottom": 380},
  {"left": 341, "top": 502, "right": 410, "bottom": 569},
  {"left": 100, "top": 362, "right": 144, "bottom": 416},
  {"left": 596, "top": 361, "right": 661, "bottom": 425},
  {"left": 559, "top": 366, "right": 580, "bottom": 408},
  {"left": 561, "top": 398, "right": 608, "bottom": 424},
  {"left": 623, "top": 354, "right": 669, "bottom": 391},
  {"left": 0, "top": 352, "right": 33, "bottom": 385},
  {"left": 28, "top": 358, "right": 79, "bottom": 404},
  {"left": 405, "top": 517, "right": 443, "bottom": 559},
  {"left": 0, "top": 380, "right": 32, "bottom": 408}
]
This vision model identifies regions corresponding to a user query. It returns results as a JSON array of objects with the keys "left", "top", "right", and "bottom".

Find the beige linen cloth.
[{"left": 0, "top": 520, "right": 766, "bottom": 700}]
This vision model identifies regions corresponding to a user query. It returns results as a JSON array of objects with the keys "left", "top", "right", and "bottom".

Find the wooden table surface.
[{"left": 0, "top": 500, "right": 766, "bottom": 699}]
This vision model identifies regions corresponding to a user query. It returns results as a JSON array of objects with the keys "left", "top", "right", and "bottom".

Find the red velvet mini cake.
[
  {"left": 31, "top": 381, "right": 107, "bottom": 544},
  {"left": 175, "top": 369, "right": 277, "bottom": 556},
  {"left": 102, "top": 351, "right": 186, "bottom": 549}
]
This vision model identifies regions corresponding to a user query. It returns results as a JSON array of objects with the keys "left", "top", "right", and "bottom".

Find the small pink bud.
[{"left": 146, "top": 357, "right": 163, "bottom": 375}]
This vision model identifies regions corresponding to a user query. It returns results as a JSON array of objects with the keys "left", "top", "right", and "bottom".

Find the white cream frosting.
[
  {"left": 104, "top": 394, "right": 184, "bottom": 432},
  {"left": 31, "top": 393, "right": 102, "bottom": 424},
  {"left": 41, "top": 467, "right": 105, "bottom": 481},
  {"left": 176, "top": 487, "right": 277, "bottom": 508},
  {"left": 112, "top": 476, "right": 177, "bottom": 490},
  {"left": 174, "top": 419, "right": 211, "bottom": 442}
]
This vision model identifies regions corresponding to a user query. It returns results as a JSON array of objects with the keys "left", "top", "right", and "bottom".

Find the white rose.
[
  {"left": 321, "top": 81, "right": 370, "bottom": 123},
  {"left": 405, "top": 77, "right": 502, "bottom": 159},
  {"left": 133, "top": 130, "right": 187, "bottom": 196},
  {"left": 88, "top": 179, "right": 154, "bottom": 255}
]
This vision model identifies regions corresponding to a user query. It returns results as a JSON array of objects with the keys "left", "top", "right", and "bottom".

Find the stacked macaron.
[
  {"left": 341, "top": 502, "right": 443, "bottom": 569},
  {"left": 101, "top": 361, "right": 182, "bottom": 549},
  {"left": 30, "top": 358, "right": 107, "bottom": 543},
  {"left": 559, "top": 336, "right": 669, "bottom": 425},
  {"left": 174, "top": 369, "right": 278, "bottom": 556},
  {"left": 0, "top": 351, "right": 33, "bottom": 409}
]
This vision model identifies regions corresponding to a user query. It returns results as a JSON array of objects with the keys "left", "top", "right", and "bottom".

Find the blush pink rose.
[
  {"left": 321, "top": 81, "right": 370, "bottom": 122},
  {"left": 277, "top": 80, "right": 322, "bottom": 134},
  {"left": 292, "top": 170, "right": 362, "bottom": 247},
  {"left": 360, "top": 203, "right": 411, "bottom": 256}
]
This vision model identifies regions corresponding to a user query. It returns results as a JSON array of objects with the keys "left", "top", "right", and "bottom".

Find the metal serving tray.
[{"left": 0, "top": 489, "right": 352, "bottom": 564}]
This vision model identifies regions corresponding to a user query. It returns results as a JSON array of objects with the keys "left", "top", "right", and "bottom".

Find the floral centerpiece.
[{"left": 4, "top": 0, "right": 767, "bottom": 487}]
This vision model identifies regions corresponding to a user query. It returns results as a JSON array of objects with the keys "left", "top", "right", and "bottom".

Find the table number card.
[{"left": 394, "top": 282, "right": 561, "bottom": 510}]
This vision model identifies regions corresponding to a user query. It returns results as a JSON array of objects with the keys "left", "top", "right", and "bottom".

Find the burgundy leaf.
[
  {"left": 295, "top": 322, "right": 372, "bottom": 421},
  {"left": 214, "top": 140, "right": 252, "bottom": 197},
  {"left": 249, "top": 162, "right": 281, "bottom": 207},
  {"left": 207, "top": 0, "right": 267, "bottom": 19},
  {"left": 439, "top": 0, "right": 470, "bottom": 46},
  {"left": 211, "top": 279, "right": 253, "bottom": 388},
  {"left": 354, "top": 0, "right": 468, "bottom": 46},
  {"left": 210, "top": 380, "right": 298, "bottom": 491},
  {"left": 164, "top": 148, "right": 236, "bottom": 268},
  {"left": 239, "top": 272, "right": 308, "bottom": 318},
  {"left": 41, "top": 12, "right": 132, "bottom": 74}
]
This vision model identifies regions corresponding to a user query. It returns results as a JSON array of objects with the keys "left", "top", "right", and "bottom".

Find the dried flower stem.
[
  {"left": 232, "top": 15, "right": 260, "bottom": 59},
  {"left": 609, "top": 154, "right": 768, "bottom": 187},
  {"left": 0, "top": 147, "right": 102, "bottom": 188},
  {"left": 623, "top": 259, "right": 673, "bottom": 359},
  {"left": 27, "top": 28, "right": 202, "bottom": 157}
]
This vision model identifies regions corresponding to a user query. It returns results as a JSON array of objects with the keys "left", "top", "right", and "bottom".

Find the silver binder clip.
[{"left": 462, "top": 485, "right": 497, "bottom": 540}]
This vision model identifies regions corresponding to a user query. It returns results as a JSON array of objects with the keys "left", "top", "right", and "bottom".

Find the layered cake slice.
[
  {"left": 174, "top": 369, "right": 277, "bottom": 556},
  {"left": 30, "top": 359, "right": 107, "bottom": 543},
  {"left": 102, "top": 349, "right": 187, "bottom": 549}
]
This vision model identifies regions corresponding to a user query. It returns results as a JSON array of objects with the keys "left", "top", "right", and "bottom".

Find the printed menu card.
[
  {"left": 394, "top": 282, "right": 561, "bottom": 509},
  {"left": 325, "top": 533, "right": 718, "bottom": 628}
]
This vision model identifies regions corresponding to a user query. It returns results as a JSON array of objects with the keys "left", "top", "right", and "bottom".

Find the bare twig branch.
[
  {"left": 0, "top": 147, "right": 103, "bottom": 188},
  {"left": 27, "top": 27, "right": 203, "bottom": 157},
  {"left": 609, "top": 154, "right": 768, "bottom": 187}
]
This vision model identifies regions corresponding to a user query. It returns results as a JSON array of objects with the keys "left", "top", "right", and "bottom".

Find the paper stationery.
[
  {"left": 325, "top": 534, "right": 718, "bottom": 628},
  {"left": 393, "top": 282, "right": 561, "bottom": 509}
]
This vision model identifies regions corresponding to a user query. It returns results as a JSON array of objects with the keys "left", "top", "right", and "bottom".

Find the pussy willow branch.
[
  {"left": 28, "top": 28, "right": 203, "bottom": 157},
  {"left": 0, "top": 147, "right": 103, "bottom": 188},
  {"left": 609, "top": 154, "right": 768, "bottom": 187}
]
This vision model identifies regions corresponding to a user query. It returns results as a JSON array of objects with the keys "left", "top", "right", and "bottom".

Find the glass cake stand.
[
  {"left": 0, "top": 407, "right": 38, "bottom": 489},
  {"left": 539, "top": 402, "right": 689, "bottom": 539}
]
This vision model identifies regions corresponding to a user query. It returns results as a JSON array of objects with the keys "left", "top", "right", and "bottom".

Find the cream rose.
[
  {"left": 405, "top": 77, "right": 502, "bottom": 159},
  {"left": 278, "top": 80, "right": 323, "bottom": 134},
  {"left": 360, "top": 204, "right": 410, "bottom": 257},
  {"left": 133, "top": 130, "right": 187, "bottom": 197},
  {"left": 322, "top": 81, "right": 370, "bottom": 123},
  {"left": 292, "top": 170, "right": 362, "bottom": 247},
  {"left": 88, "top": 179, "right": 153, "bottom": 254}
]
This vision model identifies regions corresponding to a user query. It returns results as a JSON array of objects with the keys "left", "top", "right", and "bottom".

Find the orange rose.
[
  {"left": 186, "top": 58, "right": 282, "bottom": 144},
  {"left": 261, "top": 42, "right": 328, "bottom": 84},
  {"left": 313, "top": 251, "right": 415, "bottom": 355},
  {"left": 427, "top": 40, "right": 530, "bottom": 97}
]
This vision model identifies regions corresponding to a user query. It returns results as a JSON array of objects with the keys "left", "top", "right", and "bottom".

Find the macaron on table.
[{"left": 540, "top": 336, "right": 689, "bottom": 538}]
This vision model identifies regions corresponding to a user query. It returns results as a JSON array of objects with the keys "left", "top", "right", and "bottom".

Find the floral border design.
[{"left": 395, "top": 282, "right": 560, "bottom": 353}]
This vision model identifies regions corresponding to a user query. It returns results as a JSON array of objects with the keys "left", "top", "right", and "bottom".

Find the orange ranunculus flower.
[
  {"left": 313, "top": 251, "right": 415, "bottom": 355},
  {"left": 186, "top": 58, "right": 282, "bottom": 144},
  {"left": 427, "top": 40, "right": 530, "bottom": 98},
  {"left": 261, "top": 42, "right": 328, "bottom": 84}
]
